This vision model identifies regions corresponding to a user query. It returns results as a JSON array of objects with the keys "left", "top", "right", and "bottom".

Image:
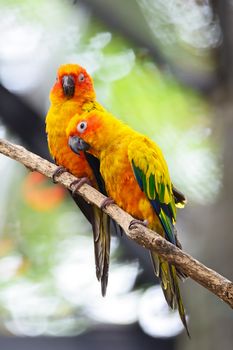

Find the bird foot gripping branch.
[
  {"left": 52, "top": 166, "right": 69, "bottom": 183},
  {"left": 70, "top": 177, "right": 92, "bottom": 195},
  {"left": 100, "top": 197, "right": 115, "bottom": 209},
  {"left": 128, "top": 219, "right": 149, "bottom": 230}
]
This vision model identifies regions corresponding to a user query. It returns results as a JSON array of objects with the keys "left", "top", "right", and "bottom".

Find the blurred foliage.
[{"left": 137, "top": 0, "right": 221, "bottom": 71}]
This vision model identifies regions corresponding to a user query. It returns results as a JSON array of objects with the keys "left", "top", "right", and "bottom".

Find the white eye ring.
[
  {"left": 77, "top": 121, "right": 87, "bottom": 133},
  {"left": 78, "top": 73, "right": 85, "bottom": 82}
]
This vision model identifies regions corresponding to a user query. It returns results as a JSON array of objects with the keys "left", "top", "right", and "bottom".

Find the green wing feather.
[{"left": 128, "top": 139, "right": 189, "bottom": 336}]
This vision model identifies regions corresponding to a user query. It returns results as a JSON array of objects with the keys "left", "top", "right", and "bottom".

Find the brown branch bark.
[{"left": 0, "top": 138, "right": 233, "bottom": 308}]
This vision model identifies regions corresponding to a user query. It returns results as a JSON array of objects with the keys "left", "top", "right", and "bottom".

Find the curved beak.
[
  {"left": 62, "top": 75, "right": 75, "bottom": 98},
  {"left": 68, "top": 136, "right": 90, "bottom": 155}
]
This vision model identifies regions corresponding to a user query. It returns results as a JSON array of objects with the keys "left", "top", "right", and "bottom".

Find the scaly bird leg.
[
  {"left": 71, "top": 177, "right": 92, "bottom": 195},
  {"left": 52, "top": 166, "right": 68, "bottom": 183},
  {"left": 128, "top": 219, "right": 148, "bottom": 230},
  {"left": 100, "top": 197, "right": 115, "bottom": 209}
]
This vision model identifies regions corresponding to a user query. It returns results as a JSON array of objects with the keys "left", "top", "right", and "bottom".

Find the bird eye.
[
  {"left": 78, "top": 73, "right": 85, "bottom": 82},
  {"left": 77, "top": 121, "right": 87, "bottom": 133}
]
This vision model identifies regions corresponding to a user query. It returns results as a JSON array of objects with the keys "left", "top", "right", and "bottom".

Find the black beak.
[
  {"left": 68, "top": 136, "right": 90, "bottom": 155},
  {"left": 62, "top": 75, "right": 75, "bottom": 98}
]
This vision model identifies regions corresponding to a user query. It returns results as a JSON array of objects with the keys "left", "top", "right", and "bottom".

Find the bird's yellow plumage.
[
  {"left": 67, "top": 110, "right": 172, "bottom": 231},
  {"left": 67, "top": 103, "right": 189, "bottom": 336},
  {"left": 46, "top": 62, "right": 189, "bottom": 335},
  {"left": 45, "top": 64, "right": 113, "bottom": 296}
]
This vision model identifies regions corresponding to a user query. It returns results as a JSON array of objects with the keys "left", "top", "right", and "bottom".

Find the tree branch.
[{"left": 0, "top": 138, "right": 232, "bottom": 308}]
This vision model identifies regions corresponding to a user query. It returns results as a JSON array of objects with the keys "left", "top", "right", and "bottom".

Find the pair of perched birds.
[{"left": 46, "top": 64, "right": 189, "bottom": 336}]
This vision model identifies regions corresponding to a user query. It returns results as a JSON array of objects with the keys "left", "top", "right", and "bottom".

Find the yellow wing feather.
[{"left": 128, "top": 136, "right": 189, "bottom": 336}]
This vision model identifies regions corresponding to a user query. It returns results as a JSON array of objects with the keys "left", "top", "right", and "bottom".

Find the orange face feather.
[
  {"left": 50, "top": 64, "right": 95, "bottom": 105},
  {"left": 66, "top": 112, "right": 104, "bottom": 156}
]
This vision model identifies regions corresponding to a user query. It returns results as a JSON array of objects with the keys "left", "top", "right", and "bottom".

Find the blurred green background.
[{"left": 0, "top": 0, "right": 232, "bottom": 349}]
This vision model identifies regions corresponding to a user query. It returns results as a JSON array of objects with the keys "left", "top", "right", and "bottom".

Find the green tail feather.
[
  {"left": 170, "top": 265, "right": 190, "bottom": 337},
  {"left": 150, "top": 252, "right": 190, "bottom": 337}
]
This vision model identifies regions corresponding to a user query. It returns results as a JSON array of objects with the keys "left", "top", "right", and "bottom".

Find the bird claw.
[
  {"left": 52, "top": 166, "right": 68, "bottom": 183},
  {"left": 100, "top": 197, "right": 115, "bottom": 209},
  {"left": 128, "top": 219, "right": 148, "bottom": 230},
  {"left": 70, "top": 177, "right": 91, "bottom": 195}
]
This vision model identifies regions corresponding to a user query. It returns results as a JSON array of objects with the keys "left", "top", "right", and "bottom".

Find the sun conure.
[
  {"left": 66, "top": 97, "right": 189, "bottom": 336},
  {"left": 45, "top": 64, "right": 115, "bottom": 296}
]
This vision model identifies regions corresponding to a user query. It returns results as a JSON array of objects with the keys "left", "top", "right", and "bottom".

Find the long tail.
[
  {"left": 150, "top": 252, "right": 190, "bottom": 337},
  {"left": 93, "top": 206, "right": 111, "bottom": 296},
  {"left": 70, "top": 191, "right": 111, "bottom": 296}
]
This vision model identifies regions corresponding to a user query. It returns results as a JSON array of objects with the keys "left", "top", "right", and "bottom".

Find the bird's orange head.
[
  {"left": 66, "top": 108, "right": 127, "bottom": 159},
  {"left": 66, "top": 112, "right": 106, "bottom": 158},
  {"left": 50, "top": 64, "right": 96, "bottom": 104}
]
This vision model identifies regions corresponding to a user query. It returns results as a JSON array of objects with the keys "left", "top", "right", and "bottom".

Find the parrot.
[
  {"left": 45, "top": 64, "right": 116, "bottom": 296},
  {"left": 66, "top": 90, "right": 189, "bottom": 335}
]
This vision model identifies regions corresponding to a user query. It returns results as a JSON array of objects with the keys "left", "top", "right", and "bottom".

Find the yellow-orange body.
[
  {"left": 100, "top": 134, "right": 163, "bottom": 233},
  {"left": 67, "top": 111, "right": 171, "bottom": 234},
  {"left": 67, "top": 108, "right": 189, "bottom": 335},
  {"left": 45, "top": 64, "right": 112, "bottom": 296},
  {"left": 46, "top": 64, "right": 96, "bottom": 182}
]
